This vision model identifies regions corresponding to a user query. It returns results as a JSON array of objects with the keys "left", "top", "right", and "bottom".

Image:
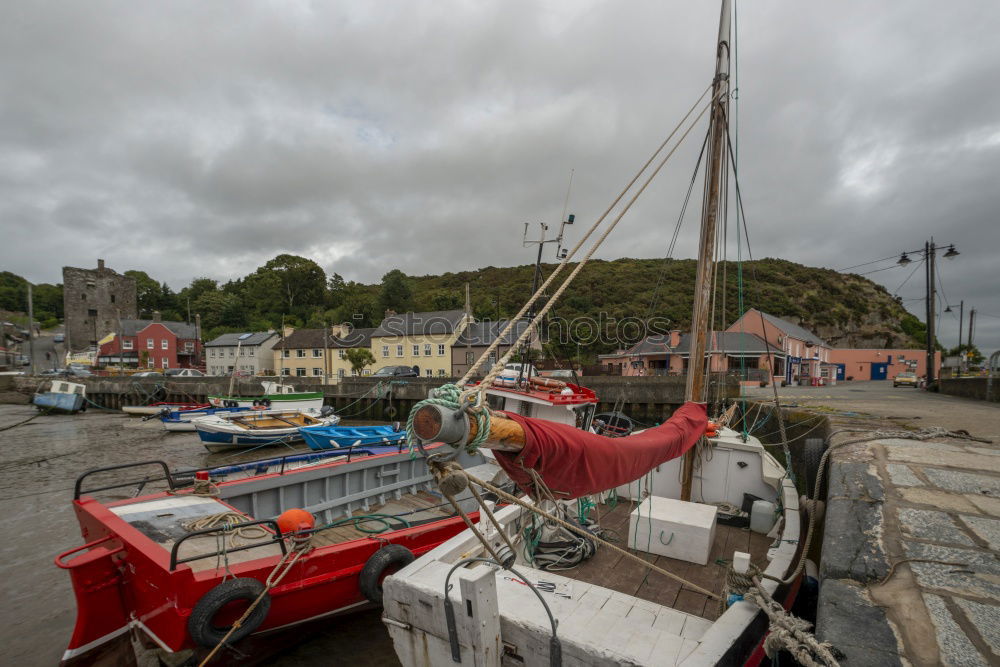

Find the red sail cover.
[{"left": 493, "top": 401, "right": 707, "bottom": 500}]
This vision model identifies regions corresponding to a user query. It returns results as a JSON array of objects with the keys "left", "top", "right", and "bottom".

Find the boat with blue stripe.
[
  {"left": 300, "top": 423, "right": 406, "bottom": 452},
  {"left": 158, "top": 405, "right": 252, "bottom": 431},
  {"left": 192, "top": 408, "right": 340, "bottom": 452},
  {"left": 32, "top": 380, "right": 86, "bottom": 414}
]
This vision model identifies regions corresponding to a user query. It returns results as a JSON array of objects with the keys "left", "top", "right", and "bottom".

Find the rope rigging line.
[{"left": 456, "top": 84, "right": 716, "bottom": 388}]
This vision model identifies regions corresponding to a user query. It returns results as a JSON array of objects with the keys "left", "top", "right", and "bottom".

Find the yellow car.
[{"left": 893, "top": 372, "right": 918, "bottom": 387}]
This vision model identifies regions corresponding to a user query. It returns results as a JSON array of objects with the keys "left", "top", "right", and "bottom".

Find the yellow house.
[
  {"left": 370, "top": 309, "right": 472, "bottom": 378},
  {"left": 272, "top": 326, "right": 377, "bottom": 381}
]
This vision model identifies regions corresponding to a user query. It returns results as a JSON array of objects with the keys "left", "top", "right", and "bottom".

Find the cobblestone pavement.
[{"left": 752, "top": 381, "right": 1000, "bottom": 666}]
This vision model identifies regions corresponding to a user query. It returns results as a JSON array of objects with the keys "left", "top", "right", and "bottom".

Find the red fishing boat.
[{"left": 54, "top": 443, "right": 500, "bottom": 665}]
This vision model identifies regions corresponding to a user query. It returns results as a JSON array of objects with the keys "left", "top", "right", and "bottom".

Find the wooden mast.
[{"left": 680, "top": 0, "right": 731, "bottom": 502}]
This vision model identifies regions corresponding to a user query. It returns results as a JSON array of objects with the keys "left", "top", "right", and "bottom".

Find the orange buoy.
[{"left": 276, "top": 508, "right": 315, "bottom": 535}]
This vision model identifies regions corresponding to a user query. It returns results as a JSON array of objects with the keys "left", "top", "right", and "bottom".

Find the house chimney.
[
  {"left": 152, "top": 310, "right": 161, "bottom": 322},
  {"left": 669, "top": 329, "right": 682, "bottom": 348},
  {"left": 97, "top": 259, "right": 105, "bottom": 272}
]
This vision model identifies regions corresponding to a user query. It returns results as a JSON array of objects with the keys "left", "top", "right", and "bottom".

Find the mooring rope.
[{"left": 406, "top": 383, "right": 491, "bottom": 454}]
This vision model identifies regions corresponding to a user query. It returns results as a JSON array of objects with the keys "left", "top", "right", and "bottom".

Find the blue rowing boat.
[
  {"left": 159, "top": 405, "right": 252, "bottom": 431},
  {"left": 299, "top": 424, "right": 406, "bottom": 452}
]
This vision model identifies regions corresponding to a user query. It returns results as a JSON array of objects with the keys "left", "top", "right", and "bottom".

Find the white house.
[{"left": 204, "top": 331, "right": 279, "bottom": 376}]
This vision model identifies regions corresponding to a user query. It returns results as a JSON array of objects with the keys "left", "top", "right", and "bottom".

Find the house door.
[
  {"left": 871, "top": 363, "right": 889, "bottom": 380},
  {"left": 835, "top": 364, "right": 845, "bottom": 381}
]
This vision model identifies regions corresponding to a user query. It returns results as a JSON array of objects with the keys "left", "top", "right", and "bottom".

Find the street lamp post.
[{"left": 898, "top": 242, "right": 959, "bottom": 386}]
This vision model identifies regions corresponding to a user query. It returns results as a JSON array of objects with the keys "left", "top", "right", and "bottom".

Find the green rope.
[
  {"left": 313, "top": 513, "right": 411, "bottom": 534},
  {"left": 406, "top": 383, "right": 491, "bottom": 455}
]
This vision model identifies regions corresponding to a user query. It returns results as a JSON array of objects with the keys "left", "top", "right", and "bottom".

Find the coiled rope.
[{"left": 406, "top": 383, "right": 491, "bottom": 455}]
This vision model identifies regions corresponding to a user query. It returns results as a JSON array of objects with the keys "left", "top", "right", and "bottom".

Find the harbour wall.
[
  {"left": 10, "top": 374, "right": 739, "bottom": 422},
  {"left": 938, "top": 376, "right": 1000, "bottom": 403}
]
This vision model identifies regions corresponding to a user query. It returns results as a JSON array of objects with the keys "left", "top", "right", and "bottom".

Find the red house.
[{"left": 98, "top": 315, "right": 202, "bottom": 370}]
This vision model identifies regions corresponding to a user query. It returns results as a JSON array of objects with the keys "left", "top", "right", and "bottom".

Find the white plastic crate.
[{"left": 628, "top": 496, "right": 718, "bottom": 565}]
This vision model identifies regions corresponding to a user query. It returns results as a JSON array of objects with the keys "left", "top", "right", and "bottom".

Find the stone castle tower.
[{"left": 62, "top": 259, "right": 137, "bottom": 352}]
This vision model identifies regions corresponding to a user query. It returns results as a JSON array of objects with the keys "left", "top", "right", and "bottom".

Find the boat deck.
[
  {"left": 311, "top": 490, "right": 453, "bottom": 545},
  {"left": 562, "top": 501, "right": 773, "bottom": 620}
]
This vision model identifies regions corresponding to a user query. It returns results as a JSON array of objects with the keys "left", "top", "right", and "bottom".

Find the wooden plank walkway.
[{"left": 559, "top": 501, "right": 773, "bottom": 620}]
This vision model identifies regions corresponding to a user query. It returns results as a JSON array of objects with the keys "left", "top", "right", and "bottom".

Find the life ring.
[
  {"left": 529, "top": 376, "right": 567, "bottom": 390},
  {"left": 358, "top": 544, "right": 414, "bottom": 604},
  {"left": 385, "top": 405, "right": 397, "bottom": 419},
  {"left": 187, "top": 577, "right": 271, "bottom": 647}
]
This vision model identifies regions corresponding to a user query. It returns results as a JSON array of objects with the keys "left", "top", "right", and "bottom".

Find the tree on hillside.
[
  {"left": 345, "top": 347, "right": 376, "bottom": 375},
  {"left": 243, "top": 254, "right": 326, "bottom": 317},
  {"left": 379, "top": 269, "right": 412, "bottom": 314},
  {"left": 332, "top": 284, "right": 379, "bottom": 328},
  {"left": 193, "top": 291, "right": 245, "bottom": 330}
]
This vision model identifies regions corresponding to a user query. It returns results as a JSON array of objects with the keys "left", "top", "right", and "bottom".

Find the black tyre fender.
[
  {"left": 261, "top": 398, "right": 272, "bottom": 408},
  {"left": 359, "top": 544, "right": 414, "bottom": 604},
  {"left": 802, "top": 437, "right": 827, "bottom": 499},
  {"left": 252, "top": 399, "right": 260, "bottom": 407},
  {"left": 188, "top": 577, "right": 271, "bottom": 648}
]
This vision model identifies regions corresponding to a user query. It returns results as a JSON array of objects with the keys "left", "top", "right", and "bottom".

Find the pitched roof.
[
  {"left": 753, "top": 310, "right": 827, "bottom": 346},
  {"left": 122, "top": 319, "right": 198, "bottom": 339},
  {"left": 372, "top": 310, "right": 468, "bottom": 337},
  {"left": 675, "top": 331, "right": 783, "bottom": 356},
  {"left": 455, "top": 319, "right": 532, "bottom": 346},
  {"left": 204, "top": 332, "right": 277, "bottom": 347},
  {"left": 272, "top": 327, "right": 377, "bottom": 350},
  {"left": 622, "top": 334, "right": 673, "bottom": 356}
]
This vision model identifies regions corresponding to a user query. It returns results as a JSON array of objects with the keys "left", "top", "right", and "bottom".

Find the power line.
[
  {"left": 891, "top": 257, "right": 924, "bottom": 296},
  {"left": 836, "top": 254, "right": 902, "bottom": 272}
]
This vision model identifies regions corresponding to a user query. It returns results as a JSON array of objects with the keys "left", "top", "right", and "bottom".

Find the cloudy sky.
[{"left": 2, "top": 1, "right": 998, "bottom": 352}]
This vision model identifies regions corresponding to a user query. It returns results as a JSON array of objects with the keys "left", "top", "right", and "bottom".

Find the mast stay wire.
[{"left": 460, "top": 87, "right": 720, "bottom": 394}]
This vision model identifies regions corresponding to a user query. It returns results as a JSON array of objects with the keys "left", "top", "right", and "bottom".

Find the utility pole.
[
  {"left": 968, "top": 309, "right": 976, "bottom": 357},
  {"left": 27, "top": 282, "right": 35, "bottom": 376},
  {"left": 925, "top": 240, "right": 936, "bottom": 386}
]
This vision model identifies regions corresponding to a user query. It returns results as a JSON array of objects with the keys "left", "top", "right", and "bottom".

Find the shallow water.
[{"left": 0, "top": 405, "right": 400, "bottom": 666}]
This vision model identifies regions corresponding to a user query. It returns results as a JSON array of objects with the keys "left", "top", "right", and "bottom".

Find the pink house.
[{"left": 726, "top": 309, "right": 832, "bottom": 385}]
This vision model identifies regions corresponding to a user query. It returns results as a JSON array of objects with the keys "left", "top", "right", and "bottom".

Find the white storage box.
[{"left": 628, "top": 496, "right": 718, "bottom": 565}]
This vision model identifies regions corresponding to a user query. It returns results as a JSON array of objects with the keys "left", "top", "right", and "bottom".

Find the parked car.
[
  {"left": 893, "top": 372, "right": 918, "bottom": 388},
  {"left": 39, "top": 368, "right": 69, "bottom": 376},
  {"left": 133, "top": 370, "right": 163, "bottom": 377},
  {"left": 372, "top": 365, "right": 419, "bottom": 377},
  {"left": 66, "top": 367, "right": 93, "bottom": 377},
  {"left": 17, "top": 355, "right": 30, "bottom": 367},
  {"left": 164, "top": 368, "right": 204, "bottom": 377},
  {"left": 53, "top": 333, "right": 65, "bottom": 343}
]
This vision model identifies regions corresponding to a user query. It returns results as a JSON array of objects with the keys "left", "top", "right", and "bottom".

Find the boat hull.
[
  {"left": 193, "top": 411, "right": 340, "bottom": 452},
  {"left": 32, "top": 392, "right": 84, "bottom": 414},
  {"left": 122, "top": 403, "right": 209, "bottom": 416},
  {"left": 160, "top": 407, "right": 251, "bottom": 432},
  {"left": 206, "top": 392, "right": 324, "bottom": 413},
  {"left": 300, "top": 424, "right": 405, "bottom": 451}
]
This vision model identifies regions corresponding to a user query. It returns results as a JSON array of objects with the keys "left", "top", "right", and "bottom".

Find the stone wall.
[
  {"left": 938, "top": 377, "right": 1000, "bottom": 403},
  {"left": 62, "top": 259, "right": 137, "bottom": 352}
]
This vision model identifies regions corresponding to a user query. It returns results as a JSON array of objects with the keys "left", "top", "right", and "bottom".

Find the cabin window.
[
  {"left": 161, "top": 339, "right": 168, "bottom": 349},
  {"left": 313, "top": 349, "right": 322, "bottom": 357},
  {"left": 297, "top": 349, "right": 306, "bottom": 358},
  {"left": 296, "top": 367, "right": 306, "bottom": 377},
  {"left": 438, "top": 344, "right": 445, "bottom": 356},
  {"left": 123, "top": 340, "right": 133, "bottom": 350},
  {"left": 396, "top": 345, "right": 403, "bottom": 357},
  {"left": 382, "top": 345, "right": 389, "bottom": 357},
  {"left": 146, "top": 338, "right": 154, "bottom": 349},
  {"left": 424, "top": 344, "right": 432, "bottom": 356},
  {"left": 413, "top": 344, "right": 420, "bottom": 356},
  {"left": 312, "top": 368, "right": 322, "bottom": 376}
]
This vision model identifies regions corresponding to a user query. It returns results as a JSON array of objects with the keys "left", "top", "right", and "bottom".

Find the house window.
[
  {"left": 424, "top": 344, "right": 432, "bottom": 356},
  {"left": 229, "top": 349, "right": 235, "bottom": 357},
  {"left": 123, "top": 340, "right": 133, "bottom": 350},
  {"left": 88, "top": 309, "right": 97, "bottom": 316},
  {"left": 161, "top": 358, "right": 169, "bottom": 368},
  {"left": 396, "top": 345, "right": 404, "bottom": 357},
  {"left": 81, "top": 293, "right": 86, "bottom": 301},
  {"left": 312, "top": 368, "right": 322, "bottom": 376},
  {"left": 297, "top": 349, "right": 306, "bottom": 358},
  {"left": 240, "top": 348, "right": 246, "bottom": 356},
  {"left": 438, "top": 344, "right": 445, "bottom": 356},
  {"left": 146, "top": 338, "right": 154, "bottom": 349},
  {"left": 283, "top": 350, "right": 290, "bottom": 358},
  {"left": 110, "top": 294, "right": 115, "bottom": 303},
  {"left": 313, "top": 349, "right": 322, "bottom": 357},
  {"left": 209, "top": 349, "right": 215, "bottom": 357},
  {"left": 382, "top": 345, "right": 389, "bottom": 357},
  {"left": 425, "top": 369, "right": 433, "bottom": 377},
  {"left": 337, "top": 369, "right": 345, "bottom": 378},
  {"left": 296, "top": 368, "right": 306, "bottom": 377},
  {"left": 465, "top": 351, "right": 474, "bottom": 364},
  {"left": 281, "top": 368, "right": 291, "bottom": 376},
  {"left": 147, "top": 358, "right": 154, "bottom": 368},
  {"left": 413, "top": 344, "right": 420, "bottom": 356},
  {"left": 438, "top": 369, "right": 446, "bottom": 377},
  {"left": 363, "top": 369, "right": 371, "bottom": 376},
  {"left": 161, "top": 339, "right": 168, "bottom": 349},
  {"left": 338, "top": 350, "right": 346, "bottom": 359}
]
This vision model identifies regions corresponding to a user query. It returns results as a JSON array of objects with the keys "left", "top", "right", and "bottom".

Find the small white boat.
[
  {"left": 122, "top": 401, "right": 209, "bottom": 416},
  {"left": 32, "top": 380, "right": 87, "bottom": 414},
  {"left": 159, "top": 406, "right": 253, "bottom": 432},
  {"left": 192, "top": 407, "right": 340, "bottom": 452},
  {"left": 207, "top": 381, "right": 324, "bottom": 413}
]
